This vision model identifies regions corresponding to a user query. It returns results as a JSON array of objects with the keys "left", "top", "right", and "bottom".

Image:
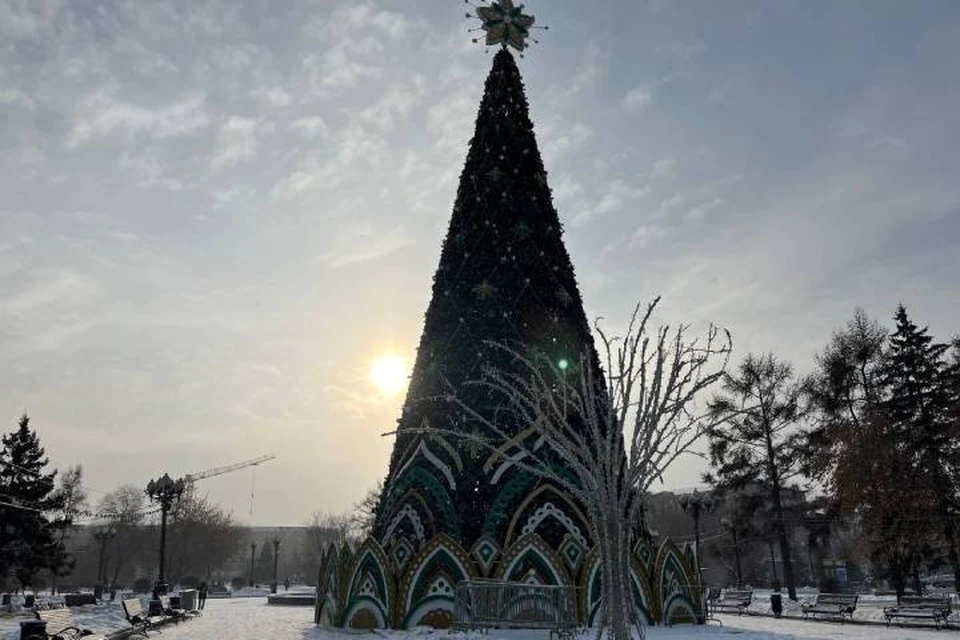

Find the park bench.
[
  {"left": 710, "top": 589, "right": 753, "bottom": 615},
  {"left": 883, "top": 596, "right": 952, "bottom": 629},
  {"left": 159, "top": 595, "right": 188, "bottom": 622},
  {"left": 122, "top": 598, "right": 166, "bottom": 636},
  {"left": 801, "top": 593, "right": 858, "bottom": 623},
  {"left": 34, "top": 606, "right": 106, "bottom": 640}
]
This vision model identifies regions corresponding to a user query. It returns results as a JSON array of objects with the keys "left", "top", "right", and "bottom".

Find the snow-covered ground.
[{"left": 4, "top": 596, "right": 959, "bottom": 640}]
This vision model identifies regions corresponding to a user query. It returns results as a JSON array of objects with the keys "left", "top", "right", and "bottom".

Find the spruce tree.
[
  {"left": 0, "top": 414, "right": 64, "bottom": 589},
  {"left": 882, "top": 306, "right": 960, "bottom": 592}
]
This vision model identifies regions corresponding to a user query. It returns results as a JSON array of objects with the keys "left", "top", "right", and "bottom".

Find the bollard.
[
  {"left": 20, "top": 619, "right": 47, "bottom": 640},
  {"left": 148, "top": 599, "right": 164, "bottom": 617},
  {"left": 770, "top": 592, "right": 783, "bottom": 618}
]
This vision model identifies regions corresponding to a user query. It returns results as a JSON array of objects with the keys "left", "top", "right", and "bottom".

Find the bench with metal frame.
[
  {"left": 710, "top": 589, "right": 753, "bottom": 616},
  {"left": 122, "top": 598, "right": 166, "bottom": 637},
  {"left": 883, "top": 596, "right": 952, "bottom": 629},
  {"left": 453, "top": 579, "right": 581, "bottom": 640},
  {"left": 31, "top": 607, "right": 106, "bottom": 640},
  {"left": 801, "top": 593, "right": 858, "bottom": 623}
]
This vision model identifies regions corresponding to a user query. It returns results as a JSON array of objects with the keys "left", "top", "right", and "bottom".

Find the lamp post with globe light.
[
  {"left": 93, "top": 524, "right": 117, "bottom": 598},
  {"left": 679, "top": 489, "right": 714, "bottom": 620},
  {"left": 146, "top": 473, "right": 186, "bottom": 596},
  {"left": 720, "top": 516, "right": 744, "bottom": 589}
]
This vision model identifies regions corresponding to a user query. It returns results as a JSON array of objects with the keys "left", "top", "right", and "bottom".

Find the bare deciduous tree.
[{"left": 423, "top": 297, "right": 730, "bottom": 640}]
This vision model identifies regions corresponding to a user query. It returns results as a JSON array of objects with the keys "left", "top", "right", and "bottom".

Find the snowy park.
[
  {"left": 5, "top": 595, "right": 960, "bottom": 640},
  {"left": 3, "top": 2, "right": 960, "bottom": 640}
]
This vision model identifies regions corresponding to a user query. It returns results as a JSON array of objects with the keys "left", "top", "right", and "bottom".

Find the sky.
[{"left": 1, "top": 0, "right": 959, "bottom": 526}]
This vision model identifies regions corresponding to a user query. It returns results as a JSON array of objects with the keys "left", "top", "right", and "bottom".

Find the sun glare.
[{"left": 371, "top": 355, "right": 408, "bottom": 395}]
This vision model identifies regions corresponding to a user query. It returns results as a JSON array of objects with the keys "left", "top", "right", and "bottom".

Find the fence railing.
[{"left": 454, "top": 579, "right": 580, "bottom": 631}]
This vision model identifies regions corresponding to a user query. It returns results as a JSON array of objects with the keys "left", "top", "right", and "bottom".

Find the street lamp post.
[
  {"left": 271, "top": 538, "right": 280, "bottom": 594},
  {"left": 249, "top": 541, "right": 257, "bottom": 587},
  {"left": 146, "top": 473, "right": 186, "bottom": 596},
  {"left": 721, "top": 517, "right": 744, "bottom": 589},
  {"left": 93, "top": 525, "right": 117, "bottom": 598},
  {"left": 679, "top": 490, "right": 714, "bottom": 620}
]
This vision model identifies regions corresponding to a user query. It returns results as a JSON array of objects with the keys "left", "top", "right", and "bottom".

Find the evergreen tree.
[
  {"left": 704, "top": 353, "right": 807, "bottom": 600},
  {"left": 802, "top": 308, "right": 887, "bottom": 487},
  {"left": 0, "top": 414, "right": 64, "bottom": 589},
  {"left": 882, "top": 306, "right": 960, "bottom": 592}
]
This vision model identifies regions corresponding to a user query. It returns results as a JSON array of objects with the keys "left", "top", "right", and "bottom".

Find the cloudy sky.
[{"left": 2, "top": 0, "right": 958, "bottom": 525}]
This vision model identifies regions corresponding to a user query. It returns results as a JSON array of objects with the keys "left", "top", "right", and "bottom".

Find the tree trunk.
[
  {"left": 594, "top": 491, "right": 640, "bottom": 640},
  {"left": 765, "top": 437, "right": 796, "bottom": 600}
]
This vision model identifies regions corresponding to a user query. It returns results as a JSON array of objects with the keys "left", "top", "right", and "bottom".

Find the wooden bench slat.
[
  {"left": 36, "top": 606, "right": 107, "bottom": 640},
  {"left": 884, "top": 596, "right": 951, "bottom": 629},
  {"left": 801, "top": 593, "right": 858, "bottom": 623}
]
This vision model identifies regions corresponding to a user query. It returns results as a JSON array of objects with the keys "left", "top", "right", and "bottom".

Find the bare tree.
[
  {"left": 166, "top": 494, "right": 242, "bottom": 583},
  {"left": 349, "top": 480, "right": 382, "bottom": 540},
  {"left": 424, "top": 297, "right": 730, "bottom": 640},
  {"left": 97, "top": 485, "right": 150, "bottom": 588},
  {"left": 301, "top": 512, "right": 351, "bottom": 582},
  {"left": 48, "top": 464, "right": 87, "bottom": 592}
]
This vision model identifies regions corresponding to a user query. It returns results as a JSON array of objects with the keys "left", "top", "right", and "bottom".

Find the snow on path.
[
  {"left": 716, "top": 614, "right": 952, "bottom": 640},
  {"left": 126, "top": 599, "right": 960, "bottom": 640},
  {"left": 151, "top": 598, "right": 803, "bottom": 640}
]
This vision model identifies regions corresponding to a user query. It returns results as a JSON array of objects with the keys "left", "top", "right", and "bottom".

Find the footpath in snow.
[
  {"left": 152, "top": 598, "right": 960, "bottom": 640},
  {"left": 5, "top": 596, "right": 958, "bottom": 640}
]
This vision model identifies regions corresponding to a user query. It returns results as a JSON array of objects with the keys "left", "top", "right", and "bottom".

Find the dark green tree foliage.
[
  {"left": 704, "top": 354, "right": 806, "bottom": 600},
  {"left": 802, "top": 308, "right": 887, "bottom": 484},
  {"left": 882, "top": 306, "right": 960, "bottom": 592},
  {"left": 375, "top": 49, "right": 600, "bottom": 547},
  {"left": 0, "top": 415, "right": 65, "bottom": 589},
  {"left": 806, "top": 307, "right": 958, "bottom": 598}
]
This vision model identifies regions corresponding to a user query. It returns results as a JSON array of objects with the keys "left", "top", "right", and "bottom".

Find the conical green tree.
[
  {"left": 374, "top": 49, "right": 601, "bottom": 552},
  {"left": 883, "top": 306, "right": 960, "bottom": 592},
  {"left": 0, "top": 414, "right": 65, "bottom": 589}
]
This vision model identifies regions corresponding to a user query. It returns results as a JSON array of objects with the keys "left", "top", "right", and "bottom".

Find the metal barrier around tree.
[{"left": 454, "top": 579, "right": 580, "bottom": 638}]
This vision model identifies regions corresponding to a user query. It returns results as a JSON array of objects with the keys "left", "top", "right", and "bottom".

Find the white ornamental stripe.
[
  {"left": 395, "top": 441, "right": 457, "bottom": 490},
  {"left": 382, "top": 504, "right": 426, "bottom": 547},
  {"left": 521, "top": 502, "right": 588, "bottom": 547},
  {"left": 491, "top": 449, "right": 529, "bottom": 484}
]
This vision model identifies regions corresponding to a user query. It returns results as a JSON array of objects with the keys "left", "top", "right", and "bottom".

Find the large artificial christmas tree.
[
  {"left": 316, "top": 8, "right": 703, "bottom": 629},
  {"left": 373, "top": 46, "right": 601, "bottom": 556}
]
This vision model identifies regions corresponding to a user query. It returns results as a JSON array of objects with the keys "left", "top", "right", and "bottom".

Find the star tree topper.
[{"left": 475, "top": 0, "right": 536, "bottom": 51}]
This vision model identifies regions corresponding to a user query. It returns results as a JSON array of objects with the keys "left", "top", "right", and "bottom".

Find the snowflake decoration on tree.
[{"left": 475, "top": 0, "right": 536, "bottom": 51}]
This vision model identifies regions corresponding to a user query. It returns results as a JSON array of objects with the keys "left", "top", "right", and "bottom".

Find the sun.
[{"left": 370, "top": 355, "right": 408, "bottom": 395}]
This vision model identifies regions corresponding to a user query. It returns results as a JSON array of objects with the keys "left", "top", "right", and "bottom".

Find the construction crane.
[{"left": 183, "top": 454, "right": 276, "bottom": 508}]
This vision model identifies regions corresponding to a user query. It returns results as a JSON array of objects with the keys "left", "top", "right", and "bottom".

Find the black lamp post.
[
  {"left": 271, "top": 538, "right": 280, "bottom": 594},
  {"left": 679, "top": 490, "right": 714, "bottom": 567},
  {"left": 679, "top": 490, "right": 714, "bottom": 620},
  {"left": 720, "top": 517, "right": 744, "bottom": 589},
  {"left": 93, "top": 524, "right": 117, "bottom": 597},
  {"left": 249, "top": 541, "right": 257, "bottom": 587},
  {"left": 146, "top": 473, "right": 186, "bottom": 596}
]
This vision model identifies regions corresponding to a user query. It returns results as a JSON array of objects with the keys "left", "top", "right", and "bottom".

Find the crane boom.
[{"left": 184, "top": 453, "right": 276, "bottom": 485}]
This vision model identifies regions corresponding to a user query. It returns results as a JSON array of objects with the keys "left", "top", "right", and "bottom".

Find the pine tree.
[
  {"left": 0, "top": 414, "right": 64, "bottom": 589},
  {"left": 704, "top": 353, "right": 807, "bottom": 600},
  {"left": 882, "top": 306, "right": 960, "bottom": 592}
]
